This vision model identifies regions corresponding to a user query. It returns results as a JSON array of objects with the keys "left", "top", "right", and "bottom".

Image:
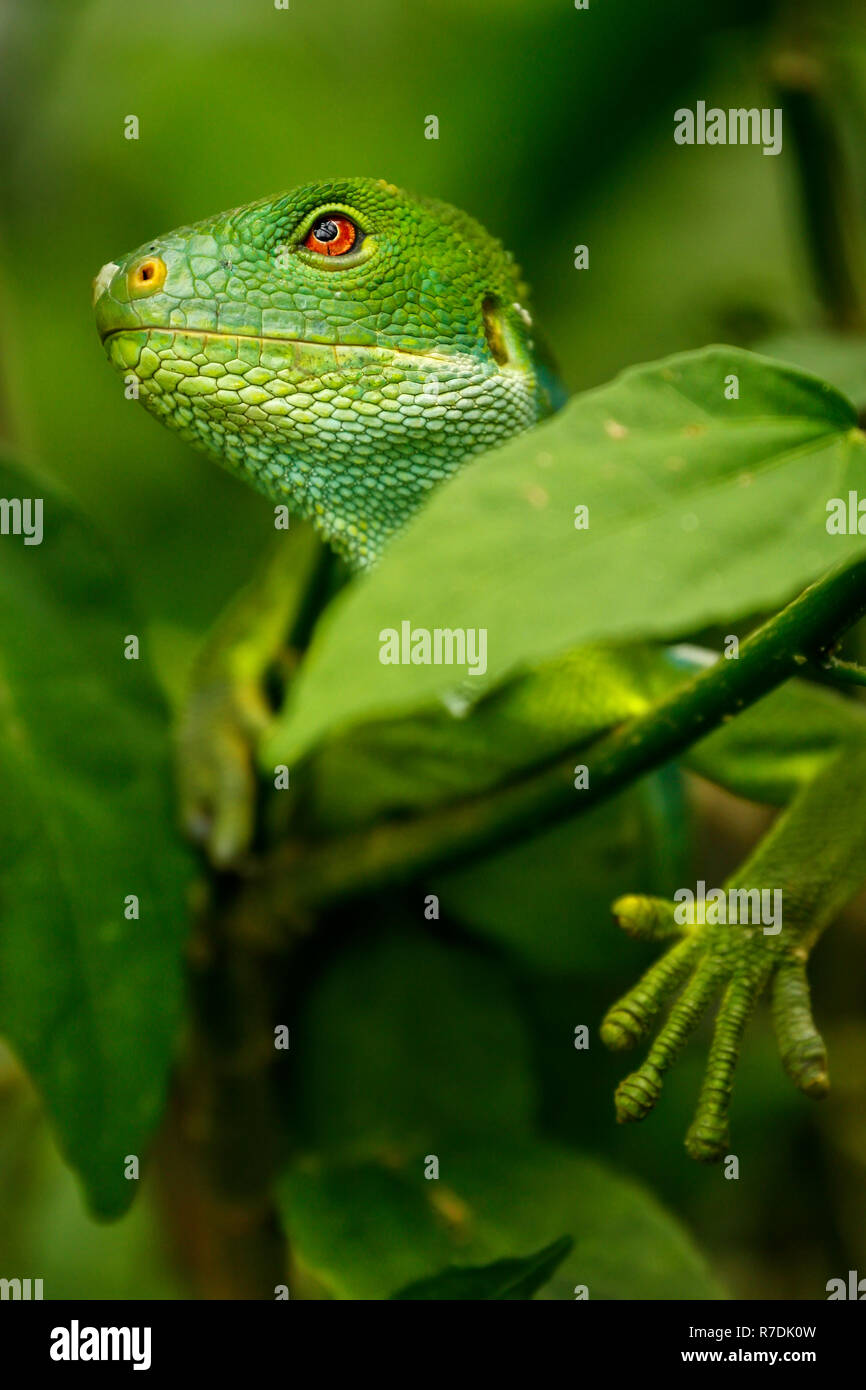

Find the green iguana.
[{"left": 93, "top": 177, "right": 866, "bottom": 1162}]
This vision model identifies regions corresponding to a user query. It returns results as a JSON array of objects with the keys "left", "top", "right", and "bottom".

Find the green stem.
[
  {"left": 155, "top": 882, "right": 289, "bottom": 1298},
  {"left": 771, "top": 49, "right": 866, "bottom": 330},
  {"left": 255, "top": 557, "right": 866, "bottom": 916},
  {"left": 286, "top": 542, "right": 344, "bottom": 654},
  {"left": 813, "top": 655, "right": 866, "bottom": 691}
]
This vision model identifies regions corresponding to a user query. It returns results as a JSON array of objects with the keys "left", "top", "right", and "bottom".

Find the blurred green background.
[{"left": 2, "top": 0, "right": 866, "bottom": 1299}]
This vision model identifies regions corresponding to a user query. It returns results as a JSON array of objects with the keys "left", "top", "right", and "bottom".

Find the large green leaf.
[
  {"left": 390, "top": 1235, "right": 573, "bottom": 1299},
  {"left": 279, "top": 1142, "right": 723, "bottom": 1300},
  {"left": 0, "top": 452, "right": 192, "bottom": 1218},
  {"left": 265, "top": 347, "right": 866, "bottom": 766},
  {"left": 282, "top": 925, "right": 719, "bottom": 1299}
]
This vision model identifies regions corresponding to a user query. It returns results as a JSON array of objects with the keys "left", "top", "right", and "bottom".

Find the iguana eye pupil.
[{"left": 304, "top": 214, "right": 359, "bottom": 256}]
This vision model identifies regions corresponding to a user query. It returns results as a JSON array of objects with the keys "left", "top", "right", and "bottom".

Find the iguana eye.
[
  {"left": 303, "top": 214, "right": 359, "bottom": 256},
  {"left": 128, "top": 255, "right": 167, "bottom": 296}
]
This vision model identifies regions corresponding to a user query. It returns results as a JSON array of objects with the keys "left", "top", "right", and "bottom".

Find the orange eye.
[
  {"left": 303, "top": 214, "right": 359, "bottom": 256},
  {"left": 128, "top": 255, "right": 167, "bottom": 295}
]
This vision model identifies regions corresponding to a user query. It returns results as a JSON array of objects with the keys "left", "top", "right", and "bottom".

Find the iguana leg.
[
  {"left": 177, "top": 529, "right": 338, "bottom": 866},
  {"left": 602, "top": 732, "right": 866, "bottom": 1160}
]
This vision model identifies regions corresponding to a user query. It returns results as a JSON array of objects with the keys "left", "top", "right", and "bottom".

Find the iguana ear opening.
[{"left": 482, "top": 295, "right": 510, "bottom": 366}]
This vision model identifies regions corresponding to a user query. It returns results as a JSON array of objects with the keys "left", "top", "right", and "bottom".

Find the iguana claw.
[
  {"left": 600, "top": 892, "right": 828, "bottom": 1162},
  {"left": 599, "top": 741, "right": 866, "bottom": 1159}
]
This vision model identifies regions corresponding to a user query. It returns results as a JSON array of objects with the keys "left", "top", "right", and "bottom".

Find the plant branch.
[
  {"left": 253, "top": 557, "right": 866, "bottom": 917},
  {"left": 153, "top": 881, "right": 292, "bottom": 1298},
  {"left": 771, "top": 49, "right": 866, "bottom": 331},
  {"left": 813, "top": 655, "right": 866, "bottom": 691}
]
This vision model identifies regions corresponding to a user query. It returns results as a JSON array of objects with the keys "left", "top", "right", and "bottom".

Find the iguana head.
[{"left": 93, "top": 177, "right": 558, "bottom": 567}]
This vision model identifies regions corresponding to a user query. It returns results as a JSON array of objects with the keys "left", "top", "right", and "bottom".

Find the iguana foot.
[{"left": 600, "top": 892, "right": 828, "bottom": 1161}]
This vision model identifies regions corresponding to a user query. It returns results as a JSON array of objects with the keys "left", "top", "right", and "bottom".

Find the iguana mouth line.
[{"left": 99, "top": 325, "right": 455, "bottom": 363}]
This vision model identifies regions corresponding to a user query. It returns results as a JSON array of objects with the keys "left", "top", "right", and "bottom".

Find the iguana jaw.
[
  {"left": 99, "top": 323, "right": 455, "bottom": 366},
  {"left": 100, "top": 322, "right": 529, "bottom": 569}
]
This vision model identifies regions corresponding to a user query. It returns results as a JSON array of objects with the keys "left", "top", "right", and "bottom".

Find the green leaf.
[
  {"left": 281, "top": 925, "right": 720, "bottom": 1300},
  {"left": 0, "top": 451, "right": 192, "bottom": 1217},
  {"left": 687, "top": 674, "right": 866, "bottom": 804},
  {"left": 389, "top": 1235, "right": 573, "bottom": 1299},
  {"left": 757, "top": 332, "right": 866, "bottom": 411},
  {"left": 279, "top": 1141, "right": 723, "bottom": 1300},
  {"left": 265, "top": 347, "right": 866, "bottom": 767}
]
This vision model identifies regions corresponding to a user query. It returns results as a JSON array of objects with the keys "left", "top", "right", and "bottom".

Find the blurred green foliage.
[
  {"left": 2, "top": 0, "right": 866, "bottom": 1300},
  {"left": 0, "top": 449, "right": 191, "bottom": 1218},
  {"left": 389, "top": 1236, "right": 574, "bottom": 1301}
]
